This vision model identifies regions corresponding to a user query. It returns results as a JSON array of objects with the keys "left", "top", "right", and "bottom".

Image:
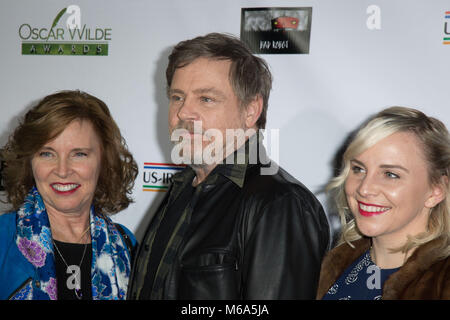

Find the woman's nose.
[
  {"left": 356, "top": 174, "right": 379, "bottom": 198},
  {"left": 54, "top": 158, "right": 71, "bottom": 178}
]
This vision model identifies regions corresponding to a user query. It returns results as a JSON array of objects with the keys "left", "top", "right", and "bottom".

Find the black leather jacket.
[{"left": 130, "top": 144, "right": 330, "bottom": 300}]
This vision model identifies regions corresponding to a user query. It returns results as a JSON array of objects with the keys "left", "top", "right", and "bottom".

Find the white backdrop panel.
[{"left": 1, "top": 0, "right": 449, "bottom": 241}]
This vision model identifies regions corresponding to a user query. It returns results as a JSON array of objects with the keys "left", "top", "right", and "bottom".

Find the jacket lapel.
[
  {"left": 383, "top": 235, "right": 448, "bottom": 299},
  {"left": 316, "top": 238, "right": 370, "bottom": 299}
]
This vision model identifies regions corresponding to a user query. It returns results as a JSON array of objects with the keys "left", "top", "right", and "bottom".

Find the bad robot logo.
[{"left": 241, "top": 7, "right": 312, "bottom": 54}]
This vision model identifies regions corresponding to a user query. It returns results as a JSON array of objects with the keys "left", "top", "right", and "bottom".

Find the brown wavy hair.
[{"left": 1, "top": 90, "right": 138, "bottom": 215}]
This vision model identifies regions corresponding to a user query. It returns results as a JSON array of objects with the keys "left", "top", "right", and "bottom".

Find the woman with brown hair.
[{"left": 0, "top": 90, "right": 138, "bottom": 300}]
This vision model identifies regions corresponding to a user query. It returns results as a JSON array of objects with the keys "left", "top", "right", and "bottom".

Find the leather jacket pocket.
[{"left": 178, "top": 250, "right": 240, "bottom": 299}]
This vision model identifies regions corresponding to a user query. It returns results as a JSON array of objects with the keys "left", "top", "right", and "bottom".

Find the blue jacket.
[{"left": 0, "top": 211, "right": 136, "bottom": 300}]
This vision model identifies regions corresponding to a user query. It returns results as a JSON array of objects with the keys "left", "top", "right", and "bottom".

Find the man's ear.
[
  {"left": 244, "top": 95, "right": 263, "bottom": 129},
  {"left": 425, "top": 176, "right": 448, "bottom": 208}
]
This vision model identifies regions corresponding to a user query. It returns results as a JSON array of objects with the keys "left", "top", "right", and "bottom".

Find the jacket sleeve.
[
  {"left": 443, "top": 261, "right": 450, "bottom": 299},
  {"left": 0, "top": 212, "right": 36, "bottom": 300},
  {"left": 241, "top": 190, "right": 329, "bottom": 299}
]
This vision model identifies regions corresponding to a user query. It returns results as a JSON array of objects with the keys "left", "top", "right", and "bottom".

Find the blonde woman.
[{"left": 317, "top": 106, "right": 449, "bottom": 300}]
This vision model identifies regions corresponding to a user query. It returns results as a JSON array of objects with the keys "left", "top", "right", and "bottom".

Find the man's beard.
[
  {"left": 170, "top": 121, "right": 220, "bottom": 168},
  {"left": 169, "top": 120, "right": 251, "bottom": 168}
]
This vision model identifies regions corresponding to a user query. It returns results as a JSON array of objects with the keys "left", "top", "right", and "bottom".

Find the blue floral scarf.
[{"left": 11, "top": 187, "right": 131, "bottom": 300}]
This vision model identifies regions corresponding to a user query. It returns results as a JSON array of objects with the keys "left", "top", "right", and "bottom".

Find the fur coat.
[{"left": 316, "top": 235, "right": 449, "bottom": 300}]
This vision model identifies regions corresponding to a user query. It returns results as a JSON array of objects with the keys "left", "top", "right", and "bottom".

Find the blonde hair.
[{"left": 328, "top": 106, "right": 450, "bottom": 258}]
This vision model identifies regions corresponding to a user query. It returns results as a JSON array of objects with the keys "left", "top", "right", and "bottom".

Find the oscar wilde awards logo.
[
  {"left": 240, "top": 7, "right": 312, "bottom": 54},
  {"left": 18, "top": 5, "right": 111, "bottom": 56}
]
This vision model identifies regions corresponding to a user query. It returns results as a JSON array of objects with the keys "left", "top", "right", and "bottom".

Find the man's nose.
[{"left": 177, "top": 97, "right": 199, "bottom": 121}]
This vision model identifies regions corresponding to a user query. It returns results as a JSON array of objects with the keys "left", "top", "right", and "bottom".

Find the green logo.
[{"left": 19, "top": 5, "right": 111, "bottom": 56}]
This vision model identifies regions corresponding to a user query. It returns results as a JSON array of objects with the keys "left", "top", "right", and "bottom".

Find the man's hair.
[
  {"left": 1, "top": 90, "right": 138, "bottom": 215},
  {"left": 166, "top": 32, "right": 272, "bottom": 129},
  {"left": 327, "top": 106, "right": 450, "bottom": 259}
]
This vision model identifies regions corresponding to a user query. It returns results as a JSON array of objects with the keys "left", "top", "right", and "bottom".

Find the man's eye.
[
  {"left": 171, "top": 95, "right": 183, "bottom": 102},
  {"left": 385, "top": 171, "right": 400, "bottom": 179},
  {"left": 200, "top": 96, "right": 213, "bottom": 103}
]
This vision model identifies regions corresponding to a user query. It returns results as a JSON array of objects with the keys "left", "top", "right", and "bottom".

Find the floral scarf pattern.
[{"left": 11, "top": 187, "right": 131, "bottom": 300}]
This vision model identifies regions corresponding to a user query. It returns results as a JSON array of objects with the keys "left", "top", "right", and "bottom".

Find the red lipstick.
[
  {"left": 50, "top": 183, "right": 80, "bottom": 195},
  {"left": 357, "top": 201, "right": 390, "bottom": 217}
]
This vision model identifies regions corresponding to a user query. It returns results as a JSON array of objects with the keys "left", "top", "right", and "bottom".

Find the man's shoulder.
[
  {"left": 244, "top": 164, "right": 311, "bottom": 192},
  {"left": 242, "top": 163, "right": 320, "bottom": 204}
]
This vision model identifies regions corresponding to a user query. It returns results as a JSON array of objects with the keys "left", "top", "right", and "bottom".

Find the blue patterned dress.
[{"left": 322, "top": 250, "right": 399, "bottom": 300}]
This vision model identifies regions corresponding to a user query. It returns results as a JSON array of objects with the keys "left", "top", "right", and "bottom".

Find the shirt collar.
[
  {"left": 171, "top": 132, "right": 266, "bottom": 189},
  {"left": 203, "top": 132, "right": 264, "bottom": 188}
]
